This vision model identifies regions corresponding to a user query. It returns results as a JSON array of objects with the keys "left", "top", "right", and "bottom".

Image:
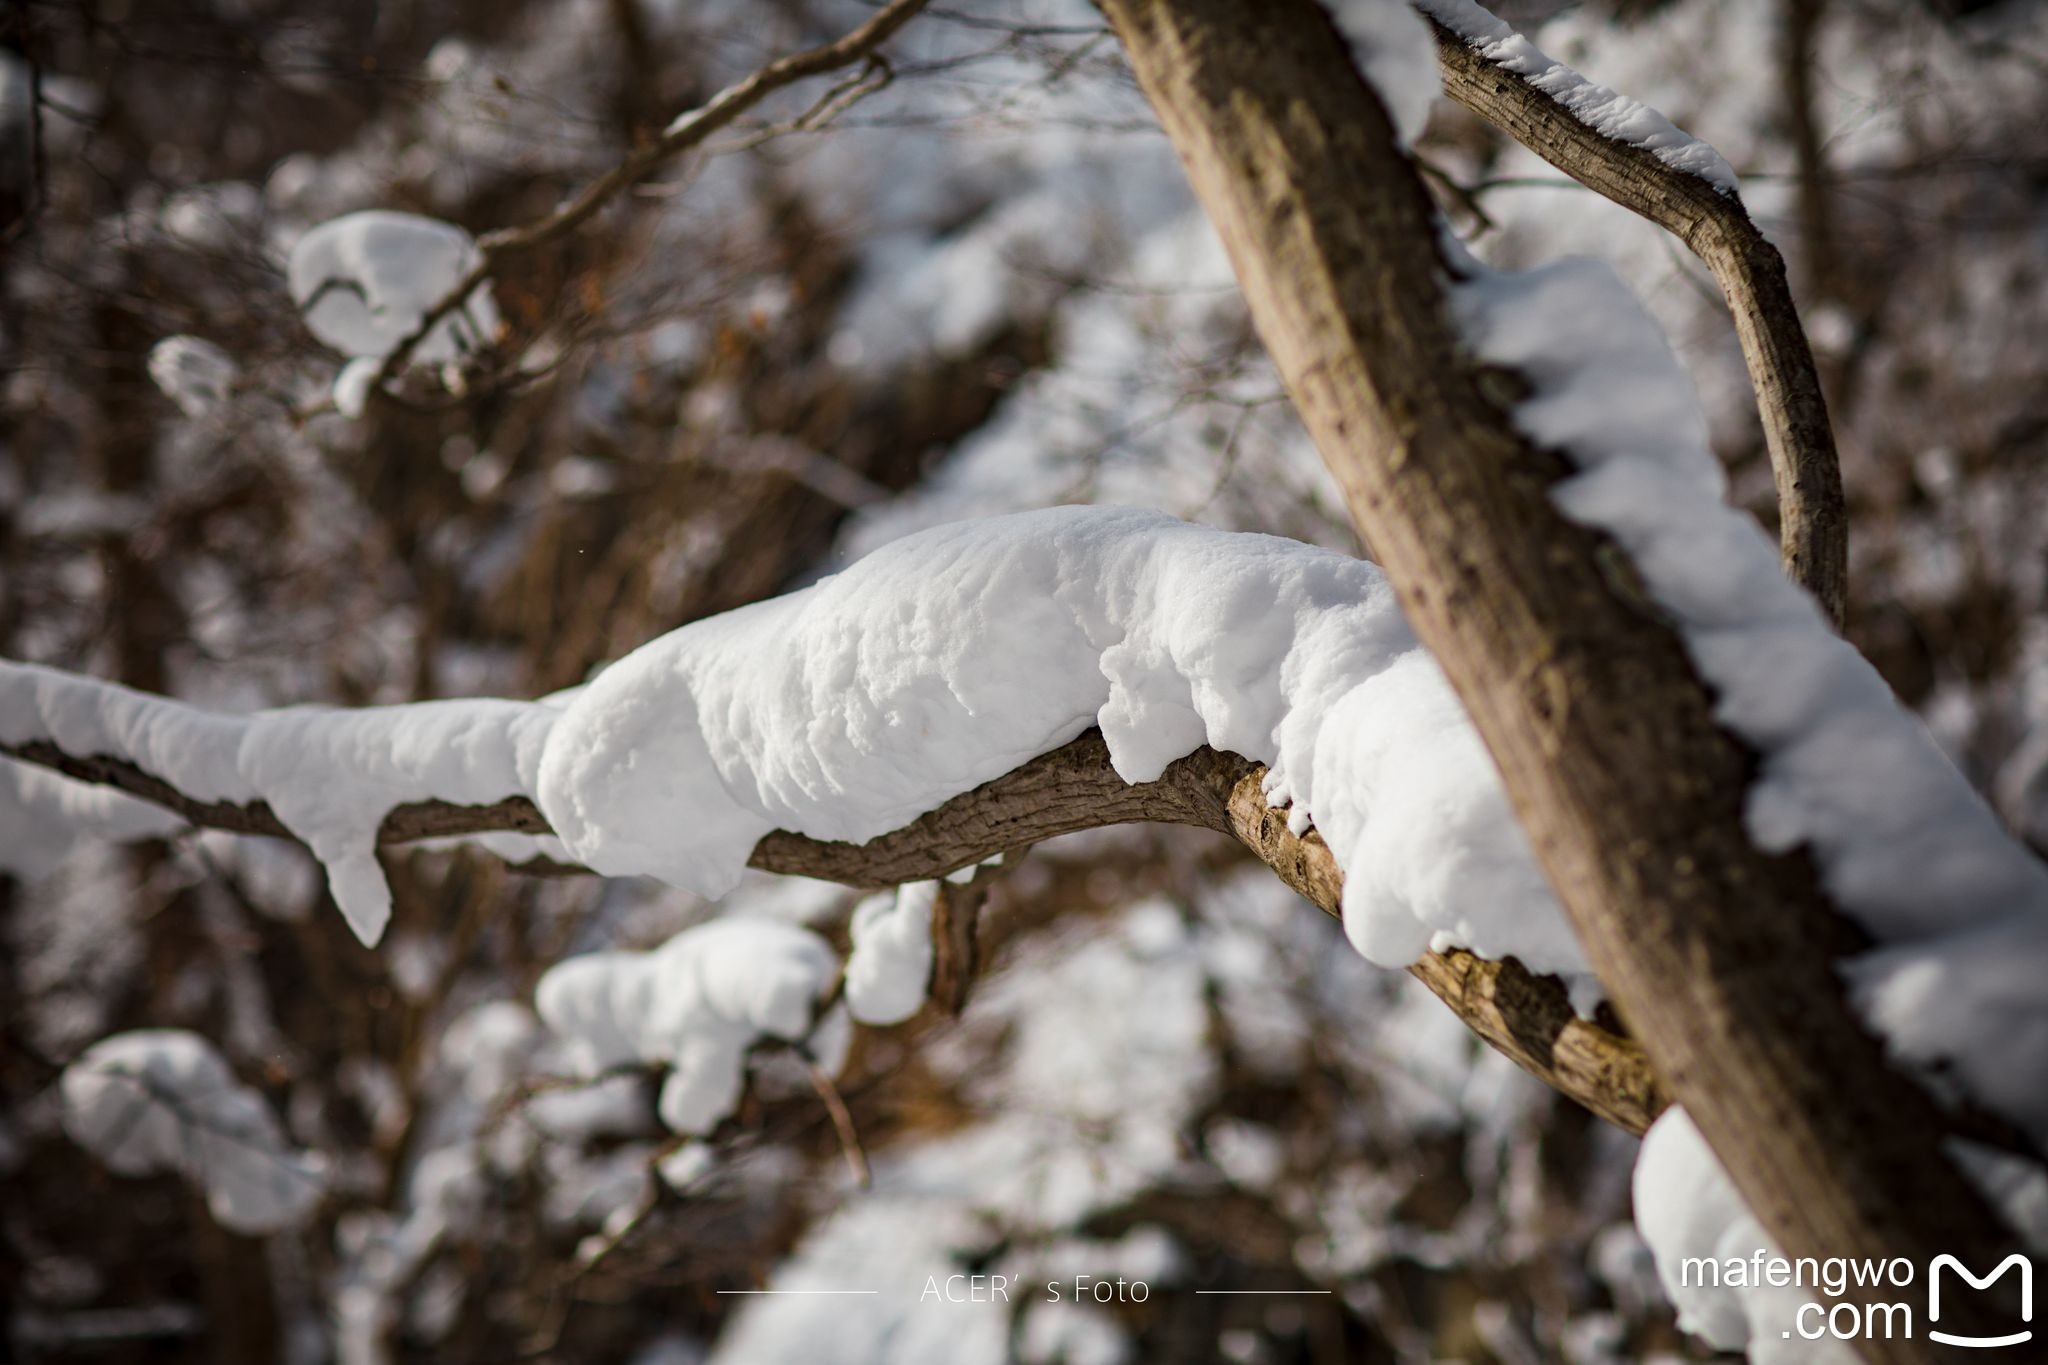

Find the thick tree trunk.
[{"left": 1096, "top": 1, "right": 2020, "bottom": 1357}]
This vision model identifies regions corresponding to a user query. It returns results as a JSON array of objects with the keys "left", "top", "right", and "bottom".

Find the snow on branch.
[
  {"left": 537, "top": 917, "right": 843, "bottom": 1136},
  {"left": 1105, "top": 3, "right": 2040, "bottom": 1351},
  {"left": 0, "top": 668, "right": 557, "bottom": 944},
  {"left": 332, "top": 0, "right": 932, "bottom": 409},
  {"left": 61, "top": 1030, "right": 328, "bottom": 1235},
  {"left": 0, "top": 507, "right": 1662, "bottom": 1135},
  {"left": 1420, "top": 0, "right": 1849, "bottom": 626}
]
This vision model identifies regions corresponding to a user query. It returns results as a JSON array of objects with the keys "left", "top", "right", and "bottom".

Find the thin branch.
[
  {"left": 803, "top": 1056, "right": 871, "bottom": 1188},
  {"left": 360, "top": 0, "right": 931, "bottom": 395},
  {"left": 1426, "top": 6, "right": 1850, "bottom": 628},
  {"left": 710, "top": 55, "right": 897, "bottom": 156},
  {"left": 1, "top": 728, "right": 1663, "bottom": 1136},
  {"left": 1, "top": 738, "right": 551, "bottom": 845}
]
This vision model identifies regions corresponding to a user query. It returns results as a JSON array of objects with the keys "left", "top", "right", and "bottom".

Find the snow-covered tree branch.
[
  {"left": 2, "top": 681, "right": 1666, "bottom": 1136},
  {"left": 7, "top": 1, "right": 2047, "bottom": 1361},
  {"left": 1421, "top": 0, "right": 1849, "bottom": 627},
  {"left": 1101, "top": 0, "right": 2040, "bottom": 1358}
]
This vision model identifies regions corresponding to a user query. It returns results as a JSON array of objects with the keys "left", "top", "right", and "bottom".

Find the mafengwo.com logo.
[
  {"left": 1930, "top": 1255, "right": 2034, "bottom": 1349},
  {"left": 1680, "top": 1250, "right": 2033, "bottom": 1347}
]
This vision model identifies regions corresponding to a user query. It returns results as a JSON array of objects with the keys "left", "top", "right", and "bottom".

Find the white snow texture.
[
  {"left": 535, "top": 917, "right": 839, "bottom": 1134},
  {"left": 1416, "top": 0, "right": 1739, "bottom": 191},
  {"left": 287, "top": 210, "right": 499, "bottom": 363},
  {"left": 0, "top": 506, "right": 1575, "bottom": 997},
  {"left": 844, "top": 881, "right": 938, "bottom": 1026},
  {"left": 1448, "top": 232, "right": 2048, "bottom": 1349},
  {"left": 0, "top": 668, "right": 559, "bottom": 944},
  {"left": 61, "top": 1030, "right": 327, "bottom": 1234},
  {"left": 0, "top": 760, "right": 183, "bottom": 880}
]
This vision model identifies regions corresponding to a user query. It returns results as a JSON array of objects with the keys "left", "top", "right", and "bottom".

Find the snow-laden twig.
[
  {"left": 1103, "top": 4, "right": 2030, "bottom": 1354},
  {"left": 358, "top": 0, "right": 932, "bottom": 398},
  {"left": 61, "top": 1031, "right": 328, "bottom": 1235},
  {"left": 1420, "top": 0, "right": 1849, "bottom": 627}
]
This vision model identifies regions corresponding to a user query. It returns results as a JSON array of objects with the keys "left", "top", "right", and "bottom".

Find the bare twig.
[
  {"left": 803, "top": 1057, "right": 870, "bottom": 1188},
  {"left": 1426, "top": 6, "right": 1850, "bottom": 627},
  {"left": 711, "top": 55, "right": 897, "bottom": 156}
]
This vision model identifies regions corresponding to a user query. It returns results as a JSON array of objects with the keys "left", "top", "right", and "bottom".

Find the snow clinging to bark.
[
  {"left": 1448, "top": 239, "right": 2048, "bottom": 1347},
  {"left": 533, "top": 505, "right": 1587, "bottom": 996},
  {"left": 1416, "top": 0, "right": 1740, "bottom": 192},
  {"left": 0, "top": 667, "right": 558, "bottom": 944},
  {"left": 0, "top": 507, "right": 1586, "bottom": 997}
]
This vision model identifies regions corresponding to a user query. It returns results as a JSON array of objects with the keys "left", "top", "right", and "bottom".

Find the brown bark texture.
[{"left": 1095, "top": 1, "right": 2019, "bottom": 1357}]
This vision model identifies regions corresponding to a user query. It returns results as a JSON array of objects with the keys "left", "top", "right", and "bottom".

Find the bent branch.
[
  {"left": 0, "top": 728, "right": 1662, "bottom": 1136},
  {"left": 1425, "top": 5, "right": 1849, "bottom": 627}
]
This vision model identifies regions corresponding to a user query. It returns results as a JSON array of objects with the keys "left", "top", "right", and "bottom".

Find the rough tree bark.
[{"left": 1095, "top": 0, "right": 2018, "bottom": 1357}]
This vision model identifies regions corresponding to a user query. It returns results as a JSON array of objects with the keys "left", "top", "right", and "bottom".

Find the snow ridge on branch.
[{"left": 1421, "top": 0, "right": 1848, "bottom": 625}]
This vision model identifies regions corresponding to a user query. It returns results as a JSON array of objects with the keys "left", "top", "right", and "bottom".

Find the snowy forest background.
[{"left": 4, "top": 0, "right": 2048, "bottom": 1361}]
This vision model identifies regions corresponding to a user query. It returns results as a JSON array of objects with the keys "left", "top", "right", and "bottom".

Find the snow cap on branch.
[{"left": 1417, "top": 0, "right": 1738, "bottom": 191}]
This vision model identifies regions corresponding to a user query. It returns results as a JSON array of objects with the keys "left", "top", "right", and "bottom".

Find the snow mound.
[
  {"left": 534, "top": 505, "right": 1581, "bottom": 994},
  {"left": 61, "top": 1030, "right": 326, "bottom": 1235},
  {"left": 287, "top": 210, "right": 499, "bottom": 363},
  {"left": 536, "top": 918, "right": 840, "bottom": 1135},
  {"left": 844, "top": 881, "right": 938, "bottom": 1026}
]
